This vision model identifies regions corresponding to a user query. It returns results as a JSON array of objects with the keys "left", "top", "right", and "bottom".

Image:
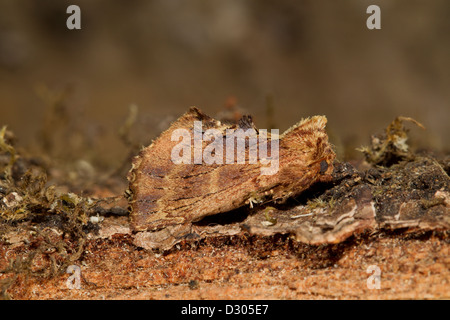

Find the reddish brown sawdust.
[{"left": 1, "top": 232, "right": 448, "bottom": 299}]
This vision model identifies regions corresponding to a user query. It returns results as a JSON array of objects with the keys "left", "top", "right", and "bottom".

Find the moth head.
[{"left": 279, "top": 115, "right": 335, "bottom": 180}]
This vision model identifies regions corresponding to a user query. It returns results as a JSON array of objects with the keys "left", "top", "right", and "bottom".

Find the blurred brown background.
[{"left": 1, "top": 0, "right": 449, "bottom": 170}]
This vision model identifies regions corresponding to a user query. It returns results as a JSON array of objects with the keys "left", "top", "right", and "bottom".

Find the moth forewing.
[{"left": 128, "top": 108, "right": 336, "bottom": 232}]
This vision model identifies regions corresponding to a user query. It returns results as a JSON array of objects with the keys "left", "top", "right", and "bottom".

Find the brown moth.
[{"left": 127, "top": 107, "right": 335, "bottom": 232}]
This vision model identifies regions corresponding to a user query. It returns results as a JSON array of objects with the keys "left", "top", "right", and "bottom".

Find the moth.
[{"left": 127, "top": 107, "right": 335, "bottom": 232}]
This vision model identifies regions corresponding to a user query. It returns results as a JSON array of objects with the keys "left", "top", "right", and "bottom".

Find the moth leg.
[{"left": 246, "top": 192, "right": 265, "bottom": 209}]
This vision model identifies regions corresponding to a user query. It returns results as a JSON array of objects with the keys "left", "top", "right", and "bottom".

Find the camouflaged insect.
[{"left": 127, "top": 107, "right": 335, "bottom": 231}]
